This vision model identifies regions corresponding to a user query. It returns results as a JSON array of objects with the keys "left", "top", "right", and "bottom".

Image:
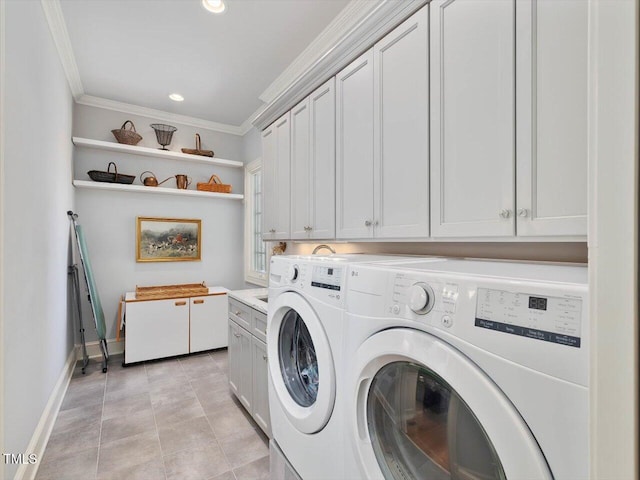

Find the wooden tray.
[{"left": 135, "top": 282, "right": 208, "bottom": 300}]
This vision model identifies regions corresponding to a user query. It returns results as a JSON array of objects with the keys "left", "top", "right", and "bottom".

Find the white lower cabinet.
[
  {"left": 124, "top": 292, "right": 228, "bottom": 364},
  {"left": 228, "top": 297, "right": 271, "bottom": 438}
]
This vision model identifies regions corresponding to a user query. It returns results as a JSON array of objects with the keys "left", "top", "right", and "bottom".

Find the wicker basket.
[
  {"left": 111, "top": 120, "right": 142, "bottom": 145},
  {"left": 181, "top": 133, "right": 214, "bottom": 157},
  {"left": 197, "top": 174, "right": 232, "bottom": 193},
  {"left": 88, "top": 162, "right": 135, "bottom": 184},
  {"left": 135, "top": 282, "right": 208, "bottom": 300}
]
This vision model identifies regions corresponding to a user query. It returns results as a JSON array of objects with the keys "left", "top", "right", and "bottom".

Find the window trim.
[{"left": 244, "top": 158, "right": 268, "bottom": 286}]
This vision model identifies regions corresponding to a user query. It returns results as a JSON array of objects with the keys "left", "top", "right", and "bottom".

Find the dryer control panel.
[{"left": 475, "top": 288, "right": 583, "bottom": 348}]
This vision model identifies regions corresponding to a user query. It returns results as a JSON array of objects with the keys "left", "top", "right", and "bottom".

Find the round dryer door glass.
[
  {"left": 278, "top": 309, "right": 319, "bottom": 407},
  {"left": 367, "top": 362, "right": 506, "bottom": 480}
]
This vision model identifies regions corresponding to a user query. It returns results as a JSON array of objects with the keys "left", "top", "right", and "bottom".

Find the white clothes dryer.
[
  {"left": 267, "top": 254, "right": 418, "bottom": 480},
  {"left": 342, "top": 258, "right": 589, "bottom": 480}
]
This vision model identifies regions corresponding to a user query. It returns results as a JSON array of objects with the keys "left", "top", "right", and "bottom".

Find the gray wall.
[
  {"left": 242, "top": 127, "right": 262, "bottom": 163},
  {"left": 2, "top": 2, "right": 76, "bottom": 478},
  {"left": 73, "top": 105, "right": 247, "bottom": 343}
]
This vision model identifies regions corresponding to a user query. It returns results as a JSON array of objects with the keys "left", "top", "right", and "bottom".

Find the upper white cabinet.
[
  {"left": 430, "top": 0, "right": 516, "bottom": 237},
  {"left": 374, "top": 6, "right": 430, "bottom": 238},
  {"left": 262, "top": 112, "right": 291, "bottom": 240},
  {"left": 336, "top": 49, "right": 375, "bottom": 239},
  {"left": 290, "top": 78, "right": 336, "bottom": 240},
  {"left": 515, "top": 0, "right": 588, "bottom": 236},
  {"left": 337, "top": 6, "right": 429, "bottom": 239},
  {"left": 430, "top": 0, "right": 587, "bottom": 238}
]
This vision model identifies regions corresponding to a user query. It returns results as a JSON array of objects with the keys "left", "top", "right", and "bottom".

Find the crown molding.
[
  {"left": 238, "top": 115, "right": 256, "bottom": 136},
  {"left": 251, "top": 0, "right": 428, "bottom": 131},
  {"left": 76, "top": 95, "right": 246, "bottom": 136},
  {"left": 258, "top": 0, "right": 380, "bottom": 104},
  {"left": 40, "top": 0, "right": 84, "bottom": 99}
]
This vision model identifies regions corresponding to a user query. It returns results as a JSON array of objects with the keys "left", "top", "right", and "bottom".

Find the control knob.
[
  {"left": 408, "top": 283, "right": 434, "bottom": 314},
  {"left": 287, "top": 265, "right": 299, "bottom": 282}
]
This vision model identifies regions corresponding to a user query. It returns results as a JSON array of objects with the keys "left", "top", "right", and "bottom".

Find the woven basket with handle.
[
  {"left": 182, "top": 133, "right": 214, "bottom": 157},
  {"left": 197, "top": 174, "right": 232, "bottom": 193},
  {"left": 111, "top": 120, "right": 142, "bottom": 145}
]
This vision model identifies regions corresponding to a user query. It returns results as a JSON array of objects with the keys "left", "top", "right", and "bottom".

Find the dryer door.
[
  {"left": 268, "top": 291, "right": 336, "bottom": 434},
  {"left": 351, "top": 328, "right": 552, "bottom": 480}
]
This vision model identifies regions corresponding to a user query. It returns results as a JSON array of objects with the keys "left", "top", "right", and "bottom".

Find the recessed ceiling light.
[
  {"left": 202, "top": 0, "right": 226, "bottom": 14},
  {"left": 169, "top": 93, "right": 184, "bottom": 102}
]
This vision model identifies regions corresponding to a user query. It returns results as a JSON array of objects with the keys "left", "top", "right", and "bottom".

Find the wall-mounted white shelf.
[
  {"left": 73, "top": 180, "right": 244, "bottom": 200},
  {"left": 72, "top": 137, "right": 244, "bottom": 168}
]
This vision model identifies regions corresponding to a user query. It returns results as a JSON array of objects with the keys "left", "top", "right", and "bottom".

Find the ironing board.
[{"left": 68, "top": 211, "right": 109, "bottom": 373}]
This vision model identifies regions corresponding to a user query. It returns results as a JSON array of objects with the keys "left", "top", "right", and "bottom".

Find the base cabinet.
[
  {"left": 124, "top": 291, "right": 228, "bottom": 364},
  {"left": 228, "top": 297, "right": 271, "bottom": 438}
]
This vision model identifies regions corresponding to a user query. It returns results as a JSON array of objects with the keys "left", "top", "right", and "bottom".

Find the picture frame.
[{"left": 136, "top": 217, "right": 202, "bottom": 262}]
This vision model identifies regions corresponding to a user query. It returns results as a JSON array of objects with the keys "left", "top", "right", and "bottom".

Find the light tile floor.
[{"left": 36, "top": 350, "right": 270, "bottom": 480}]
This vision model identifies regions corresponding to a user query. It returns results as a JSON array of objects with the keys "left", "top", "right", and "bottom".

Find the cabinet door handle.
[
  {"left": 517, "top": 208, "right": 529, "bottom": 218},
  {"left": 263, "top": 354, "right": 268, "bottom": 361},
  {"left": 234, "top": 333, "right": 241, "bottom": 338},
  {"left": 364, "top": 220, "right": 372, "bottom": 227},
  {"left": 193, "top": 299, "right": 204, "bottom": 304},
  {"left": 235, "top": 311, "right": 242, "bottom": 316},
  {"left": 269, "top": 228, "right": 276, "bottom": 233},
  {"left": 499, "top": 209, "right": 512, "bottom": 219},
  {"left": 175, "top": 301, "right": 187, "bottom": 306}
]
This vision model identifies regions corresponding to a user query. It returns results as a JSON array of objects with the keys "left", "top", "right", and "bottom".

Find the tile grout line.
[{"left": 146, "top": 361, "right": 170, "bottom": 480}]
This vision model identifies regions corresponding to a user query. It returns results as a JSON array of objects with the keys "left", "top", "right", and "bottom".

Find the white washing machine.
[
  {"left": 342, "top": 258, "right": 589, "bottom": 480},
  {"left": 267, "top": 254, "right": 419, "bottom": 480}
]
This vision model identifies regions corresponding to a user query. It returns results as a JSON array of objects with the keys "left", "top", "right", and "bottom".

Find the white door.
[
  {"left": 267, "top": 292, "right": 336, "bottom": 434},
  {"left": 309, "top": 78, "right": 336, "bottom": 239},
  {"left": 261, "top": 125, "right": 276, "bottom": 240},
  {"left": 515, "top": 0, "right": 588, "bottom": 237},
  {"left": 430, "top": 0, "right": 515, "bottom": 237},
  {"left": 273, "top": 112, "right": 291, "bottom": 239},
  {"left": 290, "top": 98, "right": 312, "bottom": 240},
  {"left": 336, "top": 49, "right": 375, "bottom": 239},
  {"left": 252, "top": 336, "right": 271, "bottom": 437},
  {"left": 190, "top": 294, "right": 227, "bottom": 353},
  {"left": 125, "top": 298, "right": 189, "bottom": 363},
  {"left": 350, "top": 329, "right": 552, "bottom": 480},
  {"left": 374, "top": 5, "right": 430, "bottom": 239}
]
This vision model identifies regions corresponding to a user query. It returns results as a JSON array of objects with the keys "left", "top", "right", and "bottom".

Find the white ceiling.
[{"left": 59, "top": 0, "right": 350, "bottom": 127}]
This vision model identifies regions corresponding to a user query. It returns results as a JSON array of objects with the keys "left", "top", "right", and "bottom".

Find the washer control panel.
[{"left": 311, "top": 266, "right": 343, "bottom": 291}]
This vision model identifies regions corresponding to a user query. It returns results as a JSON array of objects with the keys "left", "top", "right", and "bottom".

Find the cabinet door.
[
  {"left": 290, "top": 98, "right": 312, "bottom": 240},
  {"left": 273, "top": 113, "right": 291, "bottom": 239},
  {"left": 190, "top": 294, "right": 228, "bottom": 353},
  {"left": 251, "top": 337, "right": 271, "bottom": 437},
  {"left": 125, "top": 298, "right": 189, "bottom": 364},
  {"left": 309, "top": 78, "right": 336, "bottom": 239},
  {"left": 228, "top": 319, "right": 252, "bottom": 411},
  {"left": 261, "top": 113, "right": 291, "bottom": 240},
  {"left": 374, "top": 5, "right": 430, "bottom": 239},
  {"left": 261, "top": 124, "right": 276, "bottom": 240},
  {"left": 336, "top": 49, "right": 375, "bottom": 239},
  {"left": 430, "top": 0, "right": 515, "bottom": 237},
  {"left": 228, "top": 319, "right": 241, "bottom": 397},
  {"left": 516, "top": 0, "right": 588, "bottom": 237}
]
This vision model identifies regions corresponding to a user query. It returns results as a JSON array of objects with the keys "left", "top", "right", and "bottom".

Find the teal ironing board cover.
[{"left": 74, "top": 224, "right": 107, "bottom": 340}]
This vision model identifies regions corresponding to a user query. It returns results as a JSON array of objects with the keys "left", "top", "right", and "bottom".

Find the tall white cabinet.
[
  {"left": 262, "top": 112, "right": 291, "bottom": 240},
  {"left": 290, "top": 78, "right": 336, "bottom": 240},
  {"left": 337, "top": 6, "right": 429, "bottom": 239},
  {"left": 430, "top": 0, "right": 588, "bottom": 238}
]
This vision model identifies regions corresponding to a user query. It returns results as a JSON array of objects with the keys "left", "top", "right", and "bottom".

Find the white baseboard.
[
  {"left": 14, "top": 349, "right": 76, "bottom": 480},
  {"left": 75, "top": 337, "right": 124, "bottom": 361}
]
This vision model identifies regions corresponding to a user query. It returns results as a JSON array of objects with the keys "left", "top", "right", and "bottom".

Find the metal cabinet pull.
[
  {"left": 517, "top": 208, "right": 529, "bottom": 218},
  {"left": 193, "top": 299, "right": 204, "bottom": 304},
  {"left": 364, "top": 220, "right": 372, "bottom": 227},
  {"left": 499, "top": 209, "right": 512, "bottom": 219},
  {"left": 262, "top": 354, "right": 268, "bottom": 361},
  {"left": 175, "top": 301, "right": 187, "bottom": 306},
  {"left": 234, "top": 333, "right": 241, "bottom": 338},
  {"left": 235, "top": 311, "right": 242, "bottom": 316}
]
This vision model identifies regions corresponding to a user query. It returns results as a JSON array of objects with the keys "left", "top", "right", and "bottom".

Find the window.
[{"left": 244, "top": 158, "right": 267, "bottom": 285}]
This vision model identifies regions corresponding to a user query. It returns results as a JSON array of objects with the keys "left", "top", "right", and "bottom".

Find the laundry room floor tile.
[{"left": 37, "top": 350, "right": 269, "bottom": 480}]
